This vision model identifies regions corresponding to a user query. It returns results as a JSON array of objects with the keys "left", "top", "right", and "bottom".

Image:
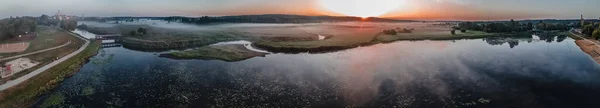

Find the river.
[{"left": 34, "top": 31, "right": 600, "bottom": 107}]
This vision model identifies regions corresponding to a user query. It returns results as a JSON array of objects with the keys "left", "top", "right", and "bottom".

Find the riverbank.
[
  {"left": 570, "top": 31, "right": 600, "bottom": 64},
  {"left": 0, "top": 28, "right": 85, "bottom": 85},
  {"left": 0, "top": 40, "right": 100, "bottom": 108},
  {"left": 575, "top": 40, "right": 600, "bottom": 64},
  {"left": 78, "top": 21, "right": 564, "bottom": 54}
]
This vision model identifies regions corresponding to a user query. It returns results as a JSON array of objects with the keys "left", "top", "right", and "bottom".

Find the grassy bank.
[
  {"left": 0, "top": 41, "right": 101, "bottom": 108},
  {"left": 160, "top": 44, "right": 267, "bottom": 62},
  {"left": 0, "top": 29, "right": 85, "bottom": 85}
]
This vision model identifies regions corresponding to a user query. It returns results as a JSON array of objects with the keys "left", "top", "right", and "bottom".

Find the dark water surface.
[{"left": 35, "top": 35, "right": 600, "bottom": 108}]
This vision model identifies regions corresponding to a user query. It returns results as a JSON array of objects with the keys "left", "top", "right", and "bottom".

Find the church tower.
[{"left": 581, "top": 14, "right": 584, "bottom": 27}]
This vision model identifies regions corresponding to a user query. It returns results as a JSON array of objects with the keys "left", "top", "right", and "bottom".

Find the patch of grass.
[
  {"left": 161, "top": 45, "right": 267, "bottom": 62},
  {"left": 568, "top": 33, "right": 584, "bottom": 40},
  {"left": 39, "top": 93, "right": 65, "bottom": 108},
  {"left": 0, "top": 40, "right": 101, "bottom": 108},
  {"left": 82, "top": 86, "right": 95, "bottom": 96}
]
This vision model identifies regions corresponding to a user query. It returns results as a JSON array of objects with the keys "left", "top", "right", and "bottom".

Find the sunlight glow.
[{"left": 319, "top": 0, "right": 405, "bottom": 18}]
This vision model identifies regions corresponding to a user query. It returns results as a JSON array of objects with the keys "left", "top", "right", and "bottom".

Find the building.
[
  {"left": 53, "top": 10, "right": 70, "bottom": 20},
  {"left": 581, "top": 14, "right": 584, "bottom": 27}
]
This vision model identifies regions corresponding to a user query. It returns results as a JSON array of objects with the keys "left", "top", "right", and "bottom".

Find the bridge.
[
  {"left": 95, "top": 34, "right": 122, "bottom": 40},
  {"left": 101, "top": 43, "right": 122, "bottom": 48}
]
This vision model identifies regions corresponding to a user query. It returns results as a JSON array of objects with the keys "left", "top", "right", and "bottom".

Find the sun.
[{"left": 319, "top": 0, "right": 405, "bottom": 18}]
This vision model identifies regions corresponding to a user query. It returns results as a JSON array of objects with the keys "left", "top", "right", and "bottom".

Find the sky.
[{"left": 0, "top": 0, "right": 599, "bottom": 20}]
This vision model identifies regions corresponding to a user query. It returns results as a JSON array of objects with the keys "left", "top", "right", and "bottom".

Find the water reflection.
[
  {"left": 483, "top": 34, "right": 570, "bottom": 49},
  {"left": 35, "top": 34, "right": 600, "bottom": 107}
]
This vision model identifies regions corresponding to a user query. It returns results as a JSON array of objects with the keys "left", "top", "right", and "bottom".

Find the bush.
[
  {"left": 593, "top": 29, "right": 600, "bottom": 40},
  {"left": 382, "top": 29, "right": 397, "bottom": 35},
  {"left": 460, "top": 28, "right": 467, "bottom": 33},
  {"left": 400, "top": 28, "right": 413, "bottom": 33},
  {"left": 451, "top": 30, "right": 456, "bottom": 35},
  {"left": 129, "top": 31, "right": 137, "bottom": 36}
]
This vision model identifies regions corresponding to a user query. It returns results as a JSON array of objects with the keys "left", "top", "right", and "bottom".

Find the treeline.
[
  {"left": 162, "top": 14, "right": 413, "bottom": 24},
  {"left": 38, "top": 14, "right": 78, "bottom": 30},
  {"left": 582, "top": 22, "right": 600, "bottom": 40},
  {"left": 459, "top": 19, "right": 570, "bottom": 33},
  {"left": 0, "top": 15, "right": 79, "bottom": 41},
  {"left": 0, "top": 16, "right": 37, "bottom": 41}
]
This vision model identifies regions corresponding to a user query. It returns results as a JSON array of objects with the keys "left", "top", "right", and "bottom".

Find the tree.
[
  {"left": 592, "top": 29, "right": 600, "bottom": 40},
  {"left": 129, "top": 30, "right": 138, "bottom": 36},
  {"left": 137, "top": 28, "right": 147, "bottom": 35},
  {"left": 509, "top": 19, "right": 518, "bottom": 31},
  {"left": 526, "top": 22, "right": 534, "bottom": 31},
  {"left": 60, "top": 20, "right": 77, "bottom": 30},
  {"left": 536, "top": 22, "right": 546, "bottom": 30},
  {"left": 40, "top": 14, "right": 49, "bottom": 20},
  {"left": 583, "top": 24, "right": 596, "bottom": 37},
  {"left": 382, "top": 29, "right": 397, "bottom": 35}
]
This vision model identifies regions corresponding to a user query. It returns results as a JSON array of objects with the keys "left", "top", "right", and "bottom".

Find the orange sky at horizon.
[
  {"left": 185, "top": 0, "right": 555, "bottom": 20},
  {"left": 2, "top": 0, "right": 596, "bottom": 20}
]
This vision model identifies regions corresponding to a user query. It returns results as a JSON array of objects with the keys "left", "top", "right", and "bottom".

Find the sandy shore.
[{"left": 575, "top": 40, "right": 600, "bottom": 64}]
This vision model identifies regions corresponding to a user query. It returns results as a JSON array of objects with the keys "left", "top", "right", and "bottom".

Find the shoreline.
[
  {"left": 570, "top": 31, "right": 600, "bottom": 64},
  {"left": 0, "top": 35, "right": 101, "bottom": 108}
]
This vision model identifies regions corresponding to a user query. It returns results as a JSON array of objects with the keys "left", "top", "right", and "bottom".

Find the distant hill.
[{"left": 90, "top": 14, "right": 416, "bottom": 24}]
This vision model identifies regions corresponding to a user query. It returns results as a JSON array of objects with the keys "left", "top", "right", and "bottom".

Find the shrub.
[
  {"left": 592, "top": 29, "right": 600, "bottom": 40},
  {"left": 401, "top": 28, "right": 413, "bottom": 33},
  {"left": 460, "top": 28, "right": 467, "bottom": 33},
  {"left": 451, "top": 30, "right": 456, "bottom": 35},
  {"left": 383, "top": 29, "right": 397, "bottom": 35},
  {"left": 129, "top": 31, "right": 137, "bottom": 36}
]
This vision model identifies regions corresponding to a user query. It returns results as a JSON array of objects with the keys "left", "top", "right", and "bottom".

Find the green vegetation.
[
  {"left": 459, "top": 19, "right": 569, "bottom": 33},
  {"left": 582, "top": 23, "right": 600, "bottom": 40},
  {"left": 0, "top": 17, "right": 37, "bottom": 41},
  {"left": 39, "top": 93, "right": 65, "bottom": 108},
  {"left": 161, "top": 45, "right": 267, "bottom": 62},
  {"left": 382, "top": 29, "right": 397, "bottom": 35},
  {"left": 0, "top": 41, "right": 101, "bottom": 108},
  {"left": 1, "top": 28, "right": 85, "bottom": 85},
  {"left": 79, "top": 25, "right": 247, "bottom": 50},
  {"left": 1, "top": 26, "right": 81, "bottom": 57},
  {"left": 374, "top": 30, "right": 495, "bottom": 43},
  {"left": 82, "top": 86, "right": 95, "bottom": 96}
]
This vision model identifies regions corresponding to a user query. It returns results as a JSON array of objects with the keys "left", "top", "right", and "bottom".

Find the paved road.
[
  {"left": 0, "top": 32, "right": 90, "bottom": 91},
  {"left": 0, "top": 41, "right": 72, "bottom": 62}
]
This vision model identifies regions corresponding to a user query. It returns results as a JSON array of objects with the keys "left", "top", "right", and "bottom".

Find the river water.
[{"left": 34, "top": 32, "right": 600, "bottom": 107}]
